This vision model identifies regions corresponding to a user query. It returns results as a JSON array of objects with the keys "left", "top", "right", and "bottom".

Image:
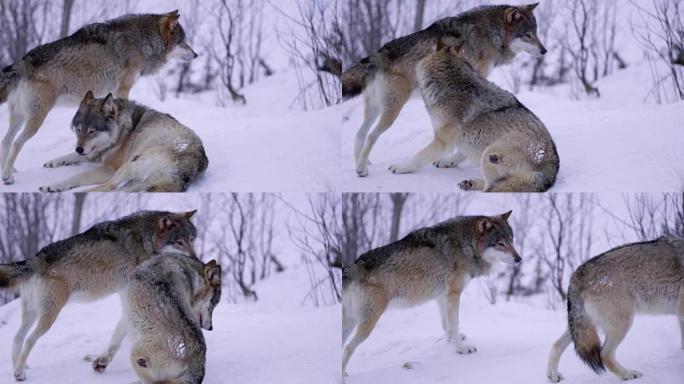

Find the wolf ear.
[
  {"left": 436, "top": 37, "right": 445, "bottom": 52},
  {"left": 101, "top": 93, "right": 116, "bottom": 116},
  {"left": 477, "top": 218, "right": 494, "bottom": 233},
  {"left": 183, "top": 210, "right": 197, "bottom": 220},
  {"left": 505, "top": 7, "right": 523, "bottom": 23},
  {"left": 498, "top": 211, "right": 513, "bottom": 221},
  {"left": 205, "top": 260, "right": 221, "bottom": 285},
  {"left": 162, "top": 10, "right": 181, "bottom": 30},
  {"left": 158, "top": 215, "right": 176, "bottom": 231},
  {"left": 527, "top": 3, "right": 540, "bottom": 12},
  {"left": 82, "top": 90, "right": 95, "bottom": 104}
]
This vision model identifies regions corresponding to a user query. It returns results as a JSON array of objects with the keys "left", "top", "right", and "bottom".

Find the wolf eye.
[
  {"left": 190, "top": 236, "right": 195, "bottom": 243},
  {"left": 175, "top": 239, "right": 186, "bottom": 246},
  {"left": 496, "top": 241, "right": 506, "bottom": 247}
]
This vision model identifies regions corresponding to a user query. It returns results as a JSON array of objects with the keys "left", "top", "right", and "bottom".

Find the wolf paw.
[
  {"left": 620, "top": 370, "right": 642, "bottom": 380},
  {"left": 356, "top": 165, "right": 369, "bottom": 178},
  {"left": 39, "top": 185, "right": 62, "bottom": 193},
  {"left": 92, "top": 357, "right": 109, "bottom": 373},
  {"left": 456, "top": 342, "right": 477, "bottom": 354},
  {"left": 14, "top": 368, "right": 26, "bottom": 381},
  {"left": 547, "top": 371, "right": 564, "bottom": 383},
  {"left": 388, "top": 163, "right": 415, "bottom": 174},
  {"left": 458, "top": 180, "right": 474, "bottom": 191},
  {"left": 2, "top": 172, "right": 14, "bottom": 185},
  {"left": 433, "top": 160, "right": 459, "bottom": 168},
  {"left": 43, "top": 160, "right": 67, "bottom": 168}
]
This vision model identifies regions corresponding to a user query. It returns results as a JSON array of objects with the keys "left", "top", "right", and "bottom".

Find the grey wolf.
[
  {"left": 342, "top": 212, "right": 520, "bottom": 375},
  {"left": 126, "top": 254, "right": 221, "bottom": 384},
  {"left": 546, "top": 236, "right": 684, "bottom": 382},
  {"left": 0, "top": 210, "right": 198, "bottom": 381},
  {"left": 39, "top": 91, "right": 208, "bottom": 192},
  {"left": 389, "top": 34, "right": 559, "bottom": 192},
  {"left": 342, "top": 4, "right": 546, "bottom": 177},
  {"left": 0, "top": 10, "right": 197, "bottom": 185}
]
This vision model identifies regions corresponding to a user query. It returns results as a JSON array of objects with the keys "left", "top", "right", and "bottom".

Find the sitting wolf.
[
  {"left": 0, "top": 210, "right": 198, "bottom": 381},
  {"left": 40, "top": 91, "right": 208, "bottom": 192}
]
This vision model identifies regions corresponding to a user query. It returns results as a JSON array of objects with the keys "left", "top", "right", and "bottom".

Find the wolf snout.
[
  {"left": 513, "top": 254, "right": 522, "bottom": 263},
  {"left": 75, "top": 146, "right": 84, "bottom": 155},
  {"left": 540, "top": 47, "right": 548, "bottom": 55}
]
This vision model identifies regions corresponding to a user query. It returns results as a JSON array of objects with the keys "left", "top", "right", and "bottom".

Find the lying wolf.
[
  {"left": 0, "top": 11, "right": 197, "bottom": 185},
  {"left": 40, "top": 92, "right": 208, "bottom": 192}
]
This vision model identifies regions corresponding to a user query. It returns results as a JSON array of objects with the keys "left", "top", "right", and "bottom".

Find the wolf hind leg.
[
  {"left": 341, "top": 289, "right": 388, "bottom": 376},
  {"left": 678, "top": 292, "right": 684, "bottom": 349},
  {"left": 14, "top": 280, "right": 68, "bottom": 381},
  {"left": 12, "top": 297, "right": 38, "bottom": 370},
  {"left": 342, "top": 299, "right": 357, "bottom": 346},
  {"left": 1, "top": 102, "right": 26, "bottom": 172},
  {"left": 356, "top": 77, "right": 412, "bottom": 177},
  {"left": 546, "top": 328, "right": 571, "bottom": 383},
  {"left": 3, "top": 91, "right": 56, "bottom": 185},
  {"left": 600, "top": 310, "right": 641, "bottom": 380},
  {"left": 354, "top": 92, "right": 381, "bottom": 166}
]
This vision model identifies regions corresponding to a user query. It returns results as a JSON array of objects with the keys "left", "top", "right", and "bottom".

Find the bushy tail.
[
  {"left": 342, "top": 263, "right": 359, "bottom": 291},
  {"left": 0, "top": 260, "right": 33, "bottom": 289},
  {"left": 567, "top": 283, "right": 605, "bottom": 374},
  {"left": 341, "top": 57, "right": 378, "bottom": 99},
  {"left": 0, "top": 64, "right": 21, "bottom": 105}
]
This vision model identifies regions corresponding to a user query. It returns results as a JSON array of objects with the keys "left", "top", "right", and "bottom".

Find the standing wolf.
[
  {"left": 389, "top": 34, "right": 559, "bottom": 192},
  {"left": 39, "top": 92, "right": 208, "bottom": 192},
  {"left": 0, "top": 11, "right": 197, "bottom": 185},
  {"left": 342, "top": 212, "right": 521, "bottom": 375},
  {"left": 126, "top": 254, "right": 221, "bottom": 384},
  {"left": 0, "top": 210, "right": 198, "bottom": 381},
  {"left": 343, "top": 4, "right": 546, "bottom": 177},
  {"left": 546, "top": 236, "right": 684, "bottom": 382}
]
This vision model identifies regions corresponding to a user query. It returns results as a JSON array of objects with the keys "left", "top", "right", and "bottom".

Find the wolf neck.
[{"left": 116, "top": 101, "right": 147, "bottom": 139}]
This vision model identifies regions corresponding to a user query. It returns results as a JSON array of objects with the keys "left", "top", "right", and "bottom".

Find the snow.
[
  {"left": 339, "top": 61, "right": 684, "bottom": 193},
  {"left": 0, "top": 264, "right": 341, "bottom": 384},
  {"left": 343, "top": 288, "right": 683, "bottom": 384}
]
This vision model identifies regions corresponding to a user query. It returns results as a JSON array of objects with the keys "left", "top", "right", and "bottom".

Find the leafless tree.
[
  {"left": 70, "top": 193, "right": 86, "bottom": 236},
  {"left": 0, "top": 0, "right": 55, "bottom": 66},
  {"left": 631, "top": 0, "right": 684, "bottom": 102},
  {"left": 388, "top": 193, "right": 409, "bottom": 242},
  {"left": 59, "top": 0, "right": 75, "bottom": 38}
]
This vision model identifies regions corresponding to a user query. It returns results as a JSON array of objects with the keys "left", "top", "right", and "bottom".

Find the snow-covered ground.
[
  {"left": 0, "top": 264, "right": 341, "bottom": 384},
  {"left": 339, "top": 62, "right": 684, "bottom": 193},
  {"left": 343, "top": 287, "right": 683, "bottom": 384}
]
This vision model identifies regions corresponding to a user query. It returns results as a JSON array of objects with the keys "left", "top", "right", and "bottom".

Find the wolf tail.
[
  {"left": 0, "top": 64, "right": 21, "bottom": 105},
  {"left": 342, "top": 263, "right": 359, "bottom": 291},
  {"left": 0, "top": 260, "right": 33, "bottom": 289},
  {"left": 567, "top": 282, "right": 605, "bottom": 374},
  {"left": 341, "top": 57, "right": 378, "bottom": 99}
]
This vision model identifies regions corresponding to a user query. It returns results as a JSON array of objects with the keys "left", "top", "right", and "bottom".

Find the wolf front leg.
[
  {"left": 679, "top": 292, "right": 684, "bottom": 349},
  {"left": 43, "top": 152, "right": 88, "bottom": 168},
  {"left": 546, "top": 329, "right": 571, "bottom": 382},
  {"left": 85, "top": 299, "right": 128, "bottom": 373},
  {"left": 39, "top": 167, "right": 114, "bottom": 192},
  {"left": 444, "top": 286, "right": 477, "bottom": 354}
]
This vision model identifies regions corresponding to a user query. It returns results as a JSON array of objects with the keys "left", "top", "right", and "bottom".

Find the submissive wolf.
[
  {"left": 342, "top": 4, "right": 546, "bottom": 177},
  {"left": 389, "top": 34, "right": 559, "bottom": 192},
  {"left": 126, "top": 254, "right": 221, "bottom": 384},
  {"left": 0, "top": 210, "right": 198, "bottom": 381},
  {"left": 342, "top": 212, "right": 521, "bottom": 375},
  {"left": 546, "top": 236, "right": 684, "bottom": 382},
  {"left": 0, "top": 11, "right": 197, "bottom": 185},
  {"left": 38, "top": 92, "right": 208, "bottom": 192}
]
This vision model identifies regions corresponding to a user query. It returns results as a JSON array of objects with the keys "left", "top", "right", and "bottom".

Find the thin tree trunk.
[
  {"left": 60, "top": 0, "right": 75, "bottom": 38},
  {"left": 71, "top": 194, "right": 86, "bottom": 236},
  {"left": 389, "top": 193, "right": 408, "bottom": 242},
  {"left": 413, "top": 0, "right": 426, "bottom": 32}
]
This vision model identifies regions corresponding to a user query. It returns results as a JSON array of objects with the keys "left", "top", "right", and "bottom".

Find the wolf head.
[
  {"left": 72, "top": 91, "right": 120, "bottom": 158},
  {"left": 476, "top": 211, "right": 521, "bottom": 265},
  {"left": 160, "top": 10, "right": 197, "bottom": 62},
  {"left": 193, "top": 259, "right": 222, "bottom": 331},
  {"left": 504, "top": 3, "right": 547, "bottom": 57},
  {"left": 155, "top": 210, "right": 198, "bottom": 258}
]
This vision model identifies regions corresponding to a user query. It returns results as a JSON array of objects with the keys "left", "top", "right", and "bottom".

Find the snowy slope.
[
  {"left": 0, "top": 264, "right": 341, "bottom": 384},
  {"left": 343, "top": 288, "right": 683, "bottom": 384},
  {"left": 0, "top": 68, "right": 341, "bottom": 193},
  {"left": 339, "top": 61, "right": 684, "bottom": 193}
]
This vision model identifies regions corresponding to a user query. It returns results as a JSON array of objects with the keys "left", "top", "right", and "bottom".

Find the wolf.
[
  {"left": 38, "top": 91, "right": 208, "bottom": 192},
  {"left": 546, "top": 236, "right": 684, "bottom": 382},
  {"left": 343, "top": 4, "right": 546, "bottom": 177},
  {"left": 126, "top": 254, "right": 221, "bottom": 384},
  {"left": 387, "top": 34, "right": 559, "bottom": 192},
  {"left": 0, "top": 11, "right": 197, "bottom": 185},
  {"left": 342, "top": 212, "right": 521, "bottom": 375},
  {"left": 0, "top": 210, "right": 198, "bottom": 381}
]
